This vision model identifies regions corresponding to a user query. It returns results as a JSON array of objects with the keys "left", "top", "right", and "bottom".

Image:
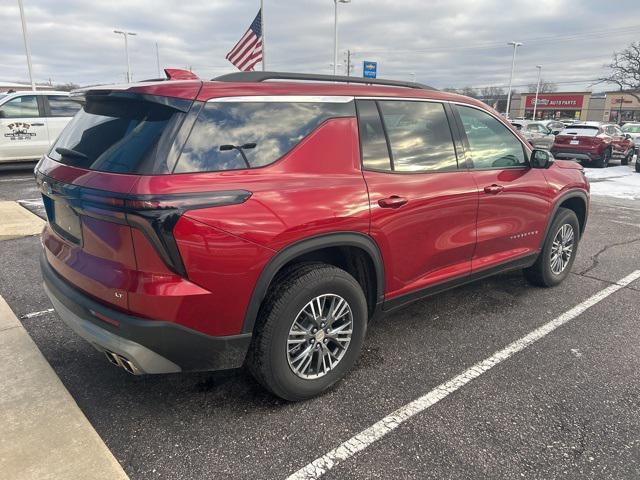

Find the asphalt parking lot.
[{"left": 1, "top": 165, "right": 640, "bottom": 479}]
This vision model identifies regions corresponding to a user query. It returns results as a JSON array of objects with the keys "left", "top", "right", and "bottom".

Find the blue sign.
[{"left": 363, "top": 61, "right": 377, "bottom": 79}]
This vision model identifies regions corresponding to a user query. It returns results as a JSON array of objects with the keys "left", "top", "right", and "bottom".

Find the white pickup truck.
[{"left": 0, "top": 90, "right": 80, "bottom": 164}]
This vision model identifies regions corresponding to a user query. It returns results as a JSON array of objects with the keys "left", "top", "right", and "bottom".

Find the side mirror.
[
  {"left": 625, "top": 133, "right": 632, "bottom": 140},
  {"left": 530, "top": 149, "right": 552, "bottom": 169},
  {"left": 552, "top": 129, "right": 561, "bottom": 135}
]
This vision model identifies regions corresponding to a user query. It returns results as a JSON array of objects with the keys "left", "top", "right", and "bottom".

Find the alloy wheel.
[
  {"left": 550, "top": 223, "right": 574, "bottom": 275},
  {"left": 287, "top": 294, "right": 353, "bottom": 379}
]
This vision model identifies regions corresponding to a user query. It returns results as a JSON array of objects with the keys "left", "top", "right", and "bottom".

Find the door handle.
[
  {"left": 378, "top": 195, "right": 408, "bottom": 209},
  {"left": 483, "top": 184, "right": 504, "bottom": 195},
  {"left": 30, "top": 123, "right": 45, "bottom": 126}
]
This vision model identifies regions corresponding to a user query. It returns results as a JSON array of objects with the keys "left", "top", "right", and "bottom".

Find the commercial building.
[
  {"left": 508, "top": 90, "right": 640, "bottom": 123},
  {"left": 510, "top": 92, "right": 593, "bottom": 121}
]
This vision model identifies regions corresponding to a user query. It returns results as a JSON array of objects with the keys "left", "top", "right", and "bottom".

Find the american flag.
[{"left": 225, "top": 10, "right": 263, "bottom": 72}]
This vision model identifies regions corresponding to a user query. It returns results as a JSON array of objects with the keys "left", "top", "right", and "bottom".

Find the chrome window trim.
[{"left": 207, "top": 95, "right": 354, "bottom": 104}]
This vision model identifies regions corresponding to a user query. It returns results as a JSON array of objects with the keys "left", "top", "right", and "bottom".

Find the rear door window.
[
  {"left": 49, "top": 96, "right": 188, "bottom": 174},
  {"left": 456, "top": 105, "right": 526, "bottom": 169},
  {"left": 47, "top": 96, "right": 82, "bottom": 117},
  {"left": 174, "top": 101, "right": 355, "bottom": 173},
  {"left": 356, "top": 100, "right": 392, "bottom": 171},
  {"left": 376, "top": 100, "right": 458, "bottom": 172}
]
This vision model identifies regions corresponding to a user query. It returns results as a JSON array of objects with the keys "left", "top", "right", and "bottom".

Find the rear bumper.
[
  {"left": 41, "top": 253, "right": 251, "bottom": 374},
  {"left": 551, "top": 148, "right": 602, "bottom": 162}
]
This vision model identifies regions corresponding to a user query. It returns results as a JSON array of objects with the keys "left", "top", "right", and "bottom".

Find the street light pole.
[
  {"left": 333, "top": 0, "right": 351, "bottom": 76},
  {"left": 533, "top": 65, "right": 542, "bottom": 120},
  {"left": 17, "top": 0, "right": 36, "bottom": 91},
  {"left": 505, "top": 41, "right": 523, "bottom": 118},
  {"left": 113, "top": 30, "right": 137, "bottom": 83},
  {"left": 155, "top": 42, "right": 161, "bottom": 78}
]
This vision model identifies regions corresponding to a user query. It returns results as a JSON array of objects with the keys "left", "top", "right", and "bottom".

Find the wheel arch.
[
  {"left": 541, "top": 190, "right": 588, "bottom": 248},
  {"left": 242, "top": 232, "right": 385, "bottom": 334}
]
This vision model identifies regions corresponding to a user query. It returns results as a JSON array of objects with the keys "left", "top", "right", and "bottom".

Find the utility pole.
[
  {"left": 618, "top": 86, "right": 624, "bottom": 125},
  {"left": 17, "top": 0, "right": 36, "bottom": 91},
  {"left": 533, "top": 65, "right": 542, "bottom": 120},
  {"left": 505, "top": 41, "right": 523, "bottom": 118},
  {"left": 155, "top": 42, "right": 161, "bottom": 77},
  {"left": 345, "top": 50, "right": 352, "bottom": 77},
  {"left": 113, "top": 30, "right": 137, "bottom": 83}
]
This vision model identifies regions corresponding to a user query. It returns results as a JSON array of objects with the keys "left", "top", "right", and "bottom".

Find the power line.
[{"left": 353, "top": 24, "right": 640, "bottom": 55}]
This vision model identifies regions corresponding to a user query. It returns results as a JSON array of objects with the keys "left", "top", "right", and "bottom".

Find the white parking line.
[
  {"left": 20, "top": 308, "right": 54, "bottom": 320},
  {"left": 287, "top": 269, "right": 640, "bottom": 480},
  {"left": 0, "top": 177, "right": 32, "bottom": 183}
]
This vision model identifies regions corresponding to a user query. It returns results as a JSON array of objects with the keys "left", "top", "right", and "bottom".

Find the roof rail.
[{"left": 212, "top": 71, "right": 436, "bottom": 90}]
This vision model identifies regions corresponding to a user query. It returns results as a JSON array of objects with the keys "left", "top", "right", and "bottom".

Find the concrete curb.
[
  {"left": 0, "top": 201, "right": 44, "bottom": 241},
  {"left": 0, "top": 295, "right": 129, "bottom": 480}
]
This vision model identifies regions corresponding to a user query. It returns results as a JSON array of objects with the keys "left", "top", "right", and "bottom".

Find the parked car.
[
  {"left": 511, "top": 120, "right": 555, "bottom": 150},
  {"left": 540, "top": 119, "right": 566, "bottom": 135},
  {"left": 37, "top": 70, "right": 589, "bottom": 401},
  {"left": 621, "top": 122, "right": 640, "bottom": 156},
  {"left": 551, "top": 122, "right": 635, "bottom": 168},
  {"left": 0, "top": 91, "right": 80, "bottom": 164}
]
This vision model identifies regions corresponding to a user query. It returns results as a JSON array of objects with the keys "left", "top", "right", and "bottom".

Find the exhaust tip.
[{"left": 104, "top": 350, "right": 140, "bottom": 374}]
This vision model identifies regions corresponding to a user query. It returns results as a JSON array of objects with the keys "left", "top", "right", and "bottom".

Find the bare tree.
[
  {"left": 53, "top": 82, "right": 81, "bottom": 91},
  {"left": 460, "top": 87, "right": 478, "bottom": 98},
  {"left": 601, "top": 42, "right": 640, "bottom": 100},
  {"left": 441, "top": 87, "right": 478, "bottom": 98},
  {"left": 480, "top": 86, "right": 505, "bottom": 98},
  {"left": 527, "top": 80, "right": 557, "bottom": 93}
]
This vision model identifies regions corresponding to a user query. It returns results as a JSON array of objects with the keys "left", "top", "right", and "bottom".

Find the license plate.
[
  {"left": 51, "top": 199, "right": 82, "bottom": 244},
  {"left": 570, "top": 140, "right": 579, "bottom": 145}
]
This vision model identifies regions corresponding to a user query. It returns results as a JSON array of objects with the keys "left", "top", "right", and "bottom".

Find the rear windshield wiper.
[
  {"left": 219, "top": 143, "right": 257, "bottom": 168},
  {"left": 55, "top": 147, "right": 88, "bottom": 161}
]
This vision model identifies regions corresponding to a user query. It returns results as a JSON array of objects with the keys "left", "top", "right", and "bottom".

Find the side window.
[
  {"left": 456, "top": 105, "right": 526, "bottom": 169},
  {"left": 48, "top": 96, "right": 81, "bottom": 117},
  {"left": 175, "top": 101, "right": 354, "bottom": 173},
  {"left": 0, "top": 95, "right": 39, "bottom": 118},
  {"left": 377, "top": 100, "right": 458, "bottom": 172},
  {"left": 356, "top": 100, "right": 391, "bottom": 171}
]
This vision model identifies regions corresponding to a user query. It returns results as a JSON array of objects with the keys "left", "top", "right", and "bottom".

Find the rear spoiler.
[{"left": 68, "top": 68, "right": 201, "bottom": 109}]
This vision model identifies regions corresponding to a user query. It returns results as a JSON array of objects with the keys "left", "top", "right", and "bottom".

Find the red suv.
[
  {"left": 37, "top": 70, "right": 589, "bottom": 400},
  {"left": 551, "top": 122, "right": 635, "bottom": 168}
]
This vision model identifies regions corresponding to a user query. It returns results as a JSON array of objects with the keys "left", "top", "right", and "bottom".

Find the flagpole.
[{"left": 260, "top": 0, "right": 266, "bottom": 71}]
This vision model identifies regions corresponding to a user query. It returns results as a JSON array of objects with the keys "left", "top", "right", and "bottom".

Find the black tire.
[
  {"left": 622, "top": 150, "right": 632, "bottom": 166},
  {"left": 636, "top": 161, "right": 640, "bottom": 173},
  {"left": 524, "top": 208, "right": 580, "bottom": 287},
  {"left": 596, "top": 148, "right": 611, "bottom": 168},
  {"left": 246, "top": 262, "right": 367, "bottom": 401}
]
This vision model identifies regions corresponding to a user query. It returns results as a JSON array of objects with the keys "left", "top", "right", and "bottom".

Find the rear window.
[
  {"left": 561, "top": 126, "right": 600, "bottom": 137},
  {"left": 173, "top": 101, "right": 355, "bottom": 173},
  {"left": 49, "top": 96, "right": 187, "bottom": 174}
]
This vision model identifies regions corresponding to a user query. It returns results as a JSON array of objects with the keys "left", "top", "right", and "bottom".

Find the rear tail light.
[{"left": 36, "top": 172, "right": 251, "bottom": 277}]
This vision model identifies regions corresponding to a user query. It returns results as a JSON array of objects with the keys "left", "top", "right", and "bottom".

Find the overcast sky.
[{"left": 1, "top": 0, "right": 639, "bottom": 91}]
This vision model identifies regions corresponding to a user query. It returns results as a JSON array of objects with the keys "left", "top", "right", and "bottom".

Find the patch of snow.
[{"left": 584, "top": 163, "right": 640, "bottom": 200}]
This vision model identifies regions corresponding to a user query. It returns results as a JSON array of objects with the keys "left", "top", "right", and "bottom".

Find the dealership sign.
[{"left": 525, "top": 94, "right": 585, "bottom": 109}]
